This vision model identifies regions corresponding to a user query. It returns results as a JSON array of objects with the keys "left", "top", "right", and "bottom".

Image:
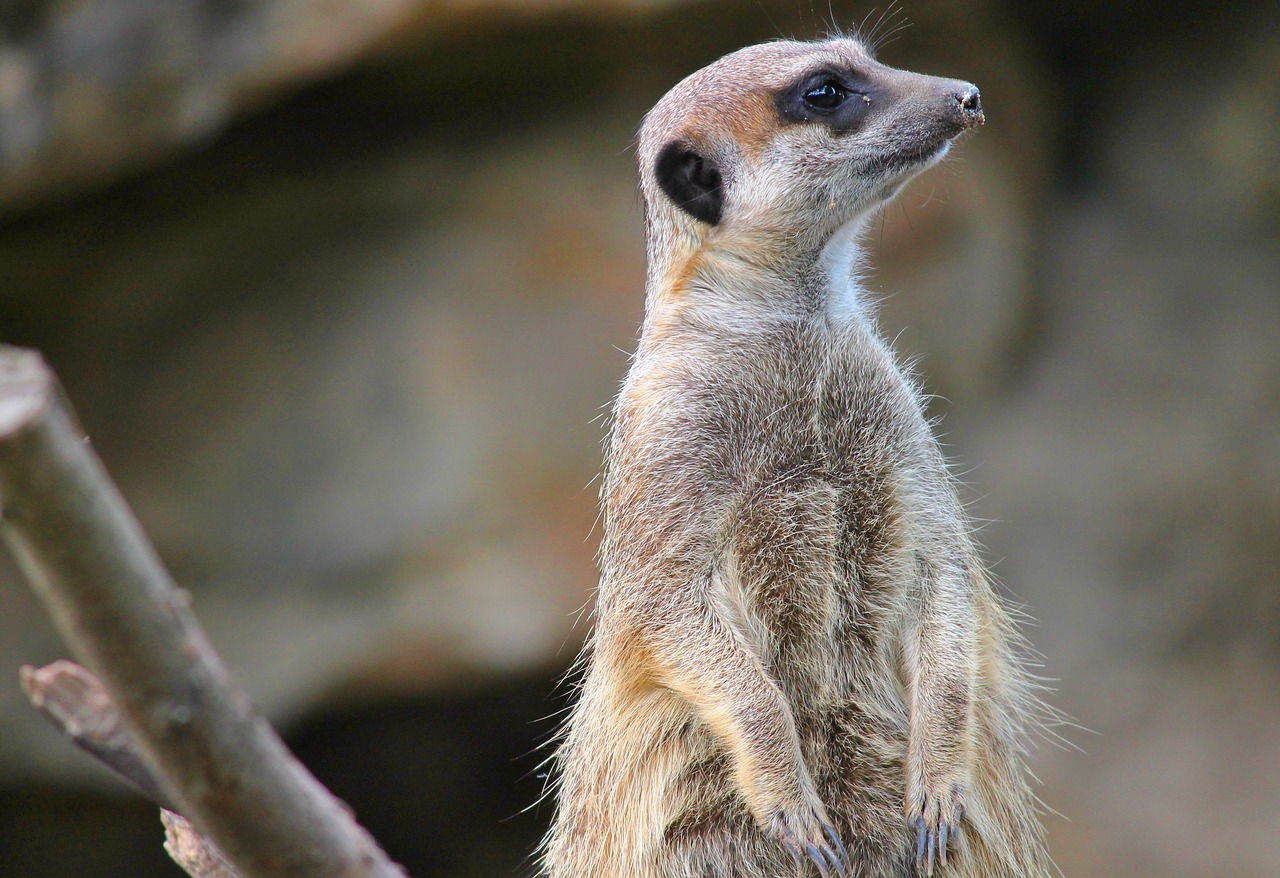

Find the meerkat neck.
[
  {"left": 819, "top": 216, "right": 872, "bottom": 322},
  {"left": 641, "top": 215, "right": 874, "bottom": 329}
]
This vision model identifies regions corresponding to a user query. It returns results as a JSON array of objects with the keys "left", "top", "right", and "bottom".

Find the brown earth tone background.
[{"left": 0, "top": 1, "right": 1277, "bottom": 876}]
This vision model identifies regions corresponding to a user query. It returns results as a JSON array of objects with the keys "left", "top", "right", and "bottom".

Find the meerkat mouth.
[{"left": 874, "top": 138, "right": 953, "bottom": 175}]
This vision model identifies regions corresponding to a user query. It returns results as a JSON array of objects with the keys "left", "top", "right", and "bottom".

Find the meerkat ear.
[{"left": 654, "top": 141, "right": 724, "bottom": 225}]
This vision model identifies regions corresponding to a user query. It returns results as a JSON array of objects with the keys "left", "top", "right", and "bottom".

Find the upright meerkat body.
[{"left": 545, "top": 37, "right": 1051, "bottom": 878}]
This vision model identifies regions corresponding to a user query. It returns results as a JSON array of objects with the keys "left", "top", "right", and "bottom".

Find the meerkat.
[{"left": 543, "top": 36, "right": 1052, "bottom": 878}]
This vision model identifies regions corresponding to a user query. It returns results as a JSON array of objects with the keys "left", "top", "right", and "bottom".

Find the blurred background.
[{"left": 0, "top": 0, "right": 1276, "bottom": 875}]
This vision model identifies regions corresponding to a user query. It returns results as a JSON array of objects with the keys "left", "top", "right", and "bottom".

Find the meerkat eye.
[{"left": 802, "top": 81, "right": 850, "bottom": 111}]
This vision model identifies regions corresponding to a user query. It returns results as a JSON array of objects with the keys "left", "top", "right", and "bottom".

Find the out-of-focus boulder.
[
  {"left": 956, "top": 10, "right": 1280, "bottom": 876},
  {"left": 0, "top": 0, "right": 683, "bottom": 213}
]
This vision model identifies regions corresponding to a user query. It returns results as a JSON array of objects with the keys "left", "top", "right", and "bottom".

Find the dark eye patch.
[{"left": 778, "top": 69, "right": 875, "bottom": 133}]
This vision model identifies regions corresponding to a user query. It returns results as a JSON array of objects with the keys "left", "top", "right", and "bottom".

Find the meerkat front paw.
[
  {"left": 906, "top": 783, "right": 965, "bottom": 876},
  {"left": 768, "top": 801, "right": 850, "bottom": 877}
]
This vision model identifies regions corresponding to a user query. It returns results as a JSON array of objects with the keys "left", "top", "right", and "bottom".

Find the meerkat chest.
[{"left": 699, "top": 322, "right": 917, "bottom": 650}]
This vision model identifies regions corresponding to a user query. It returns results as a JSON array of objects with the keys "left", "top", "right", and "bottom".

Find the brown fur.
[{"left": 543, "top": 36, "right": 1051, "bottom": 878}]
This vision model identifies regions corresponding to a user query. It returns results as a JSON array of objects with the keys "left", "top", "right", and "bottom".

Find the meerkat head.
[{"left": 638, "top": 38, "right": 982, "bottom": 282}]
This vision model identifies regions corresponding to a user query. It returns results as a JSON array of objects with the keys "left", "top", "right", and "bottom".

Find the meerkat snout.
[{"left": 953, "top": 84, "right": 983, "bottom": 123}]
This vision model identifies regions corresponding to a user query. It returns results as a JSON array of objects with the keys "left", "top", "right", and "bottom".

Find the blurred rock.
[
  {"left": 0, "top": 0, "right": 683, "bottom": 214},
  {"left": 953, "top": 8, "right": 1280, "bottom": 876},
  {"left": 0, "top": 93, "right": 644, "bottom": 783}
]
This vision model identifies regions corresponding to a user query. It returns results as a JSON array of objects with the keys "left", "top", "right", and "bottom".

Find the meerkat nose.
[{"left": 952, "top": 84, "right": 984, "bottom": 128}]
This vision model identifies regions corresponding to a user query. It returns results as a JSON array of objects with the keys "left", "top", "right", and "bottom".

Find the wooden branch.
[
  {"left": 0, "top": 346, "right": 408, "bottom": 878},
  {"left": 163, "top": 809, "right": 241, "bottom": 878},
  {"left": 21, "top": 659, "right": 180, "bottom": 812},
  {"left": 22, "top": 659, "right": 239, "bottom": 878}
]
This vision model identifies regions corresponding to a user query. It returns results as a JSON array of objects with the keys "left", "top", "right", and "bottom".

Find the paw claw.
[
  {"left": 773, "top": 808, "right": 849, "bottom": 877},
  {"left": 914, "top": 816, "right": 927, "bottom": 868},
  {"left": 806, "top": 844, "right": 830, "bottom": 878},
  {"left": 823, "top": 844, "right": 847, "bottom": 878},
  {"left": 824, "top": 824, "right": 850, "bottom": 875},
  {"left": 908, "top": 789, "right": 963, "bottom": 875}
]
